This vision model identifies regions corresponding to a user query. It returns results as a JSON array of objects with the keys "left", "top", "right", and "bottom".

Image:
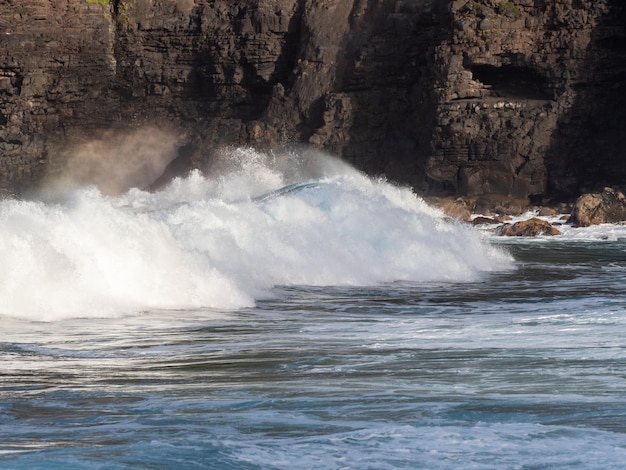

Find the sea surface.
[{"left": 1, "top": 149, "right": 626, "bottom": 469}]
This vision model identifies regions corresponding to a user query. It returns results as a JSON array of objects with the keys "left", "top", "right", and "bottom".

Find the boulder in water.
[
  {"left": 569, "top": 187, "right": 626, "bottom": 227},
  {"left": 497, "top": 218, "right": 561, "bottom": 237}
]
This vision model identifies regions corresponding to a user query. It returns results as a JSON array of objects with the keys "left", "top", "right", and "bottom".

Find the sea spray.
[
  {"left": 0, "top": 148, "right": 511, "bottom": 320},
  {"left": 0, "top": 190, "right": 249, "bottom": 321},
  {"left": 43, "top": 127, "right": 179, "bottom": 196}
]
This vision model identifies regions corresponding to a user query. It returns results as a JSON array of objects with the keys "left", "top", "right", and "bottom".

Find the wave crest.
[{"left": 0, "top": 148, "right": 511, "bottom": 320}]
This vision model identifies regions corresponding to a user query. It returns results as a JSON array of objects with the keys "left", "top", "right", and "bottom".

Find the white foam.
[
  {"left": 477, "top": 210, "right": 626, "bottom": 242},
  {"left": 220, "top": 422, "right": 626, "bottom": 470},
  {"left": 0, "top": 148, "right": 511, "bottom": 320},
  {"left": 222, "top": 422, "right": 626, "bottom": 470}
]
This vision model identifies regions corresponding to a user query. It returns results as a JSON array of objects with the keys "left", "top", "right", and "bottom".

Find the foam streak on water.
[
  {"left": 1, "top": 243, "right": 626, "bottom": 469},
  {"left": 0, "top": 148, "right": 509, "bottom": 321},
  {"left": 3, "top": 148, "right": 626, "bottom": 469}
]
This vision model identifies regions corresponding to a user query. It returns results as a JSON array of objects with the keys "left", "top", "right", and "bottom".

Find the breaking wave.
[{"left": 0, "top": 148, "right": 511, "bottom": 320}]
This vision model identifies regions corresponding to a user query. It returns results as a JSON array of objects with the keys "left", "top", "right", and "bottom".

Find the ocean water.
[{"left": 1, "top": 148, "right": 626, "bottom": 469}]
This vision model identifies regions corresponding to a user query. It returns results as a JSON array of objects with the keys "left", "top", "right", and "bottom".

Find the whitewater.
[
  {"left": 2, "top": 147, "right": 626, "bottom": 469},
  {"left": 0, "top": 148, "right": 508, "bottom": 320}
]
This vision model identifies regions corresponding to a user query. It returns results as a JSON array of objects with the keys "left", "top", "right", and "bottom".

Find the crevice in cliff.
[
  {"left": 267, "top": 8, "right": 304, "bottom": 96},
  {"left": 468, "top": 64, "right": 552, "bottom": 100},
  {"left": 111, "top": 0, "right": 121, "bottom": 16},
  {"left": 597, "top": 35, "right": 626, "bottom": 52}
]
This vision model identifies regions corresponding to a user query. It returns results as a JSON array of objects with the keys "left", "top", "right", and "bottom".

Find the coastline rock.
[
  {"left": 426, "top": 197, "right": 473, "bottom": 222},
  {"left": 472, "top": 216, "right": 500, "bottom": 226},
  {"left": 0, "top": 0, "right": 624, "bottom": 202},
  {"left": 537, "top": 207, "right": 558, "bottom": 217},
  {"left": 473, "top": 194, "right": 528, "bottom": 217},
  {"left": 497, "top": 218, "right": 561, "bottom": 237},
  {"left": 569, "top": 187, "right": 626, "bottom": 226}
]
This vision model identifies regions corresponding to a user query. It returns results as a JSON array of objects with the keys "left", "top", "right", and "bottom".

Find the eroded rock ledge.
[{"left": 1, "top": 0, "right": 625, "bottom": 205}]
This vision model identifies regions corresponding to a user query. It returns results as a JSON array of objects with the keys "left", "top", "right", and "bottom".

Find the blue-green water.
[
  {"left": 2, "top": 150, "right": 626, "bottom": 468},
  {"left": 3, "top": 241, "right": 626, "bottom": 469}
]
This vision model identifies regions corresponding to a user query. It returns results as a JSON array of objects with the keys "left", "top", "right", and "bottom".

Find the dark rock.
[
  {"left": 474, "top": 194, "right": 528, "bottom": 216},
  {"left": 145, "top": 143, "right": 197, "bottom": 192},
  {"left": 497, "top": 218, "right": 561, "bottom": 237},
  {"left": 472, "top": 216, "right": 499, "bottom": 225},
  {"left": 537, "top": 206, "right": 558, "bottom": 217},
  {"left": 569, "top": 187, "right": 626, "bottom": 226},
  {"left": 427, "top": 0, "right": 626, "bottom": 201},
  {"left": 0, "top": 0, "right": 624, "bottom": 202}
]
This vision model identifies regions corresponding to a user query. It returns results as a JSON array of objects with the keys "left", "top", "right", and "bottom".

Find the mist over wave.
[{"left": 0, "top": 148, "right": 511, "bottom": 320}]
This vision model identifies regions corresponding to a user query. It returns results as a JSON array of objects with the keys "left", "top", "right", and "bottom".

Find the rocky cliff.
[
  {"left": 1, "top": 0, "right": 624, "bottom": 203},
  {"left": 429, "top": 0, "right": 626, "bottom": 207}
]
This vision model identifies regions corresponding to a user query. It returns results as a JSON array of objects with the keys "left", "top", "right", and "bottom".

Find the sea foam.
[{"left": 0, "top": 148, "right": 511, "bottom": 320}]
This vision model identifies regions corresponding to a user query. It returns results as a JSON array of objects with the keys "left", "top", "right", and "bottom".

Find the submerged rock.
[
  {"left": 497, "top": 218, "right": 561, "bottom": 237},
  {"left": 569, "top": 187, "right": 626, "bottom": 227}
]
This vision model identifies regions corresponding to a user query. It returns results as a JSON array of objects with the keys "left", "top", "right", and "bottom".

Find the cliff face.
[
  {"left": 0, "top": 0, "right": 624, "bottom": 201},
  {"left": 429, "top": 0, "right": 626, "bottom": 203}
]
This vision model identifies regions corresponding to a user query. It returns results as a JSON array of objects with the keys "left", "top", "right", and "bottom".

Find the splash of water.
[
  {"left": 0, "top": 147, "right": 511, "bottom": 320},
  {"left": 44, "top": 127, "right": 179, "bottom": 196}
]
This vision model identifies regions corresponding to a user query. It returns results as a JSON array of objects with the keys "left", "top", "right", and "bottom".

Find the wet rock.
[
  {"left": 473, "top": 194, "right": 528, "bottom": 217},
  {"left": 472, "top": 216, "right": 499, "bottom": 226},
  {"left": 426, "top": 197, "right": 473, "bottom": 222},
  {"left": 537, "top": 206, "right": 558, "bottom": 217},
  {"left": 497, "top": 218, "right": 561, "bottom": 237},
  {"left": 145, "top": 143, "right": 197, "bottom": 192},
  {"left": 569, "top": 187, "right": 626, "bottom": 227}
]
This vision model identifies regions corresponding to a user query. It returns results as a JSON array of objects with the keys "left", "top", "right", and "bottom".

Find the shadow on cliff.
[
  {"left": 185, "top": 3, "right": 303, "bottom": 122},
  {"left": 337, "top": 0, "right": 453, "bottom": 191},
  {"left": 124, "top": 1, "right": 455, "bottom": 194},
  {"left": 545, "top": 0, "right": 626, "bottom": 199},
  {"left": 138, "top": 2, "right": 307, "bottom": 191}
]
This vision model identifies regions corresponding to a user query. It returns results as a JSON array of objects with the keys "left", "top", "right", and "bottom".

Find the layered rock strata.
[
  {"left": 427, "top": 0, "right": 626, "bottom": 203},
  {"left": 0, "top": 0, "right": 624, "bottom": 203}
]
